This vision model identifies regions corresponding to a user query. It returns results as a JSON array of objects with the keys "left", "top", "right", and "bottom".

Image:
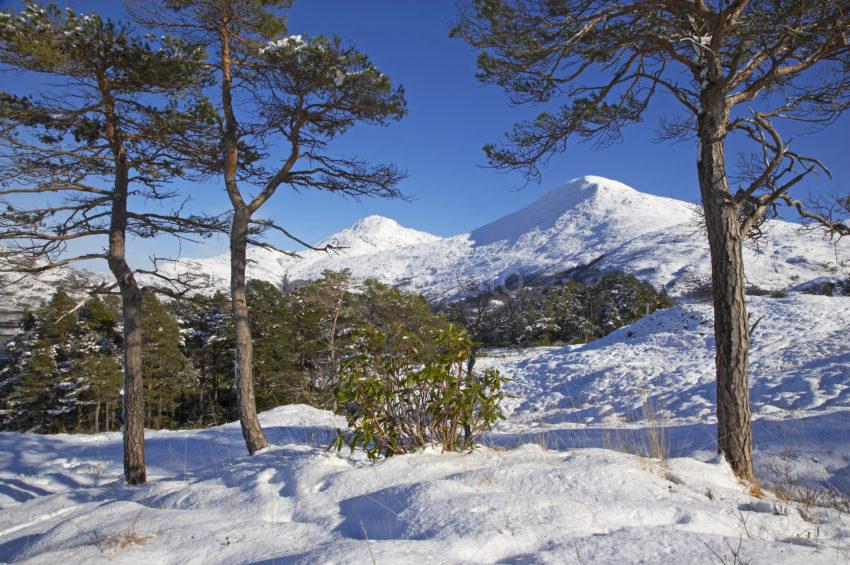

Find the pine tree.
[
  {"left": 133, "top": 0, "right": 408, "bottom": 455},
  {"left": 172, "top": 291, "right": 235, "bottom": 426},
  {"left": 454, "top": 0, "right": 850, "bottom": 479},
  {"left": 246, "top": 280, "right": 291, "bottom": 411},
  {"left": 141, "top": 294, "right": 197, "bottom": 429},
  {"left": 0, "top": 2, "right": 223, "bottom": 484},
  {"left": 68, "top": 296, "right": 123, "bottom": 433},
  {"left": 3, "top": 290, "right": 76, "bottom": 432}
]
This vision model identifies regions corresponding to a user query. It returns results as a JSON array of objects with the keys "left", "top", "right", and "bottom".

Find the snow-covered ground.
[{"left": 1, "top": 293, "right": 848, "bottom": 563}]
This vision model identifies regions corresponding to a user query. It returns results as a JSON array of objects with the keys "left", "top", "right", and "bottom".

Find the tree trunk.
[
  {"left": 106, "top": 159, "right": 146, "bottom": 485},
  {"left": 106, "top": 401, "right": 111, "bottom": 432},
  {"left": 94, "top": 401, "right": 100, "bottom": 434},
  {"left": 217, "top": 24, "right": 269, "bottom": 454},
  {"left": 99, "top": 70, "right": 146, "bottom": 485},
  {"left": 697, "top": 93, "right": 754, "bottom": 482},
  {"left": 119, "top": 283, "right": 146, "bottom": 484},
  {"left": 230, "top": 209, "right": 269, "bottom": 454}
]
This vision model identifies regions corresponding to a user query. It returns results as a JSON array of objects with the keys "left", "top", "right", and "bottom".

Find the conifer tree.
[
  {"left": 3, "top": 290, "right": 76, "bottom": 432},
  {"left": 132, "top": 0, "right": 408, "bottom": 454},
  {"left": 0, "top": 2, "right": 223, "bottom": 483},
  {"left": 73, "top": 354, "right": 122, "bottom": 433},
  {"left": 172, "top": 291, "right": 235, "bottom": 426},
  {"left": 70, "top": 296, "right": 122, "bottom": 433},
  {"left": 141, "top": 294, "right": 196, "bottom": 429},
  {"left": 454, "top": 0, "right": 850, "bottom": 479}
]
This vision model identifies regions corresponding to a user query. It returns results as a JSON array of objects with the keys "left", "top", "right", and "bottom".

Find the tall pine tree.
[
  {"left": 0, "top": 2, "right": 224, "bottom": 483},
  {"left": 132, "top": 0, "right": 408, "bottom": 454}
]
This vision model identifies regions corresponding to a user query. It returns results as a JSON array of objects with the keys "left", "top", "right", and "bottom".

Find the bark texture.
[
  {"left": 119, "top": 282, "right": 146, "bottom": 484},
  {"left": 230, "top": 209, "right": 269, "bottom": 454},
  {"left": 697, "top": 91, "right": 754, "bottom": 481},
  {"left": 107, "top": 163, "right": 147, "bottom": 485}
]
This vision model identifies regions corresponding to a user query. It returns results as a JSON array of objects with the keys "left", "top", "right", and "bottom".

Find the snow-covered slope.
[
  {"left": 483, "top": 294, "right": 850, "bottom": 433},
  {"left": 167, "top": 175, "right": 849, "bottom": 300},
  {"left": 5, "top": 176, "right": 848, "bottom": 308},
  {"left": 1, "top": 293, "right": 849, "bottom": 563},
  {"left": 0, "top": 254, "right": 107, "bottom": 312}
]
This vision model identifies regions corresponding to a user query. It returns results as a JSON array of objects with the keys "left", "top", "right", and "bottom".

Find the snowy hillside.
[
  {"left": 168, "top": 176, "right": 849, "bottom": 300},
  {"left": 0, "top": 254, "right": 107, "bottom": 312},
  {"left": 1, "top": 293, "right": 848, "bottom": 563},
  {"left": 483, "top": 294, "right": 850, "bottom": 440},
  {"left": 5, "top": 176, "right": 848, "bottom": 308}
]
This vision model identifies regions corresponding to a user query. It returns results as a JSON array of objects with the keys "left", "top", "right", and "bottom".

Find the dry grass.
[
  {"left": 764, "top": 461, "right": 850, "bottom": 518},
  {"left": 90, "top": 510, "right": 163, "bottom": 552},
  {"left": 754, "top": 457, "right": 849, "bottom": 552},
  {"left": 602, "top": 397, "right": 671, "bottom": 479},
  {"left": 704, "top": 535, "right": 748, "bottom": 565}
]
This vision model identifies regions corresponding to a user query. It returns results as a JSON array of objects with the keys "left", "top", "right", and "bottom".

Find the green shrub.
[{"left": 331, "top": 324, "right": 509, "bottom": 459}]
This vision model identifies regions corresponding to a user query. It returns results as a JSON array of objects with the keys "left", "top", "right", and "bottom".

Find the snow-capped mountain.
[
  {"left": 318, "top": 215, "right": 442, "bottom": 254},
  {"left": 160, "top": 214, "right": 441, "bottom": 291},
  {"left": 0, "top": 253, "right": 108, "bottom": 312},
  {"left": 176, "top": 175, "right": 845, "bottom": 300},
  {"left": 5, "top": 175, "right": 848, "bottom": 308}
]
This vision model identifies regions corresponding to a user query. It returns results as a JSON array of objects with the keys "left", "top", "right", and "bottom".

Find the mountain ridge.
[
  {"left": 3, "top": 176, "right": 848, "bottom": 308},
  {"left": 165, "top": 175, "right": 849, "bottom": 301}
]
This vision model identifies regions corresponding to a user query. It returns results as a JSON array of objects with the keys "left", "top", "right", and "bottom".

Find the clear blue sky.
[{"left": 2, "top": 0, "right": 848, "bottom": 267}]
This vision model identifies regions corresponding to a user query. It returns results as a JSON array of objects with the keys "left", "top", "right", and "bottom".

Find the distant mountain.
[
  {"left": 319, "top": 215, "right": 442, "bottom": 254},
  {"left": 264, "top": 175, "right": 846, "bottom": 300},
  {"left": 5, "top": 176, "right": 848, "bottom": 308},
  {"left": 0, "top": 253, "right": 107, "bottom": 312}
]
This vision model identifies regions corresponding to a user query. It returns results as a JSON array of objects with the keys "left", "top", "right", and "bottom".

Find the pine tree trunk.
[
  {"left": 94, "top": 401, "right": 100, "bottom": 434},
  {"left": 106, "top": 161, "right": 146, "bottom": 485},
  {"left": 697, "top": 92, "right": 754, "bottom": 482},
  {"left": 106, "top": 401, "right": 111, "bottom": 432},
  {"left": 230, "top": 209, "right": 269, "bottom": 454},
  {"left": 119, "top": 283, "right": 146, "bottom": 484},
  {"left": 218, "top": 24, "right": 269, "bottom": 455}
]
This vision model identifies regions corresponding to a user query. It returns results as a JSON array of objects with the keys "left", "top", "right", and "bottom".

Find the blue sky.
[{"left": 2, "top": 0, "right": 848, "bottom": 267}]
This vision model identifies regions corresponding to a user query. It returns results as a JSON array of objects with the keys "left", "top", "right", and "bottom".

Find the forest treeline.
[{"left": 0, "top": 270, "right": 672, "bottom": 434}]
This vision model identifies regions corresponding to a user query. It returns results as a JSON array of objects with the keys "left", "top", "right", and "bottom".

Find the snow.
[
  {"left": 482, "top": 294, "right": 850, "bottom": 436},
  {"left": 159, "top": 176, "right": 849, "bottom": 302},
  {"left": 259, "top": 35, "right": 305, "bottom": 55},
  {"left": 7, "top": 176, "right": 847, "bottom": 309},
  {"left": 1, "top": 293, "right": 849, "bottom": 563}
]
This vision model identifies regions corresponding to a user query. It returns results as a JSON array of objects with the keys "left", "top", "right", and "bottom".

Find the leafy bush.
[{"left": 332, "top": 324, "right": 509, "bottom": 459}]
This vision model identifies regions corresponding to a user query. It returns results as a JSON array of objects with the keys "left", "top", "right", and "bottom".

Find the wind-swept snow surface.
[{"left": 1, "top": 293, "right": 849, "bottom": 563}]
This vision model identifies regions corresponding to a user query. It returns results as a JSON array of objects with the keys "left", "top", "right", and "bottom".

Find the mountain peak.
[
  {"left": 534, "top": 175, "right": 640, "bottom": 210},
  {"left": 349, "top": 215, "right": 402, "bottom": 232},
  {"left": 319, "top": 215, "right": 440, "bottom": 255},
  {"left": 470, "top": 176, "right": 693, "bottom": 247},
  {"left": 567, "top": 175, "right": 638, "bottom": 195}
]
